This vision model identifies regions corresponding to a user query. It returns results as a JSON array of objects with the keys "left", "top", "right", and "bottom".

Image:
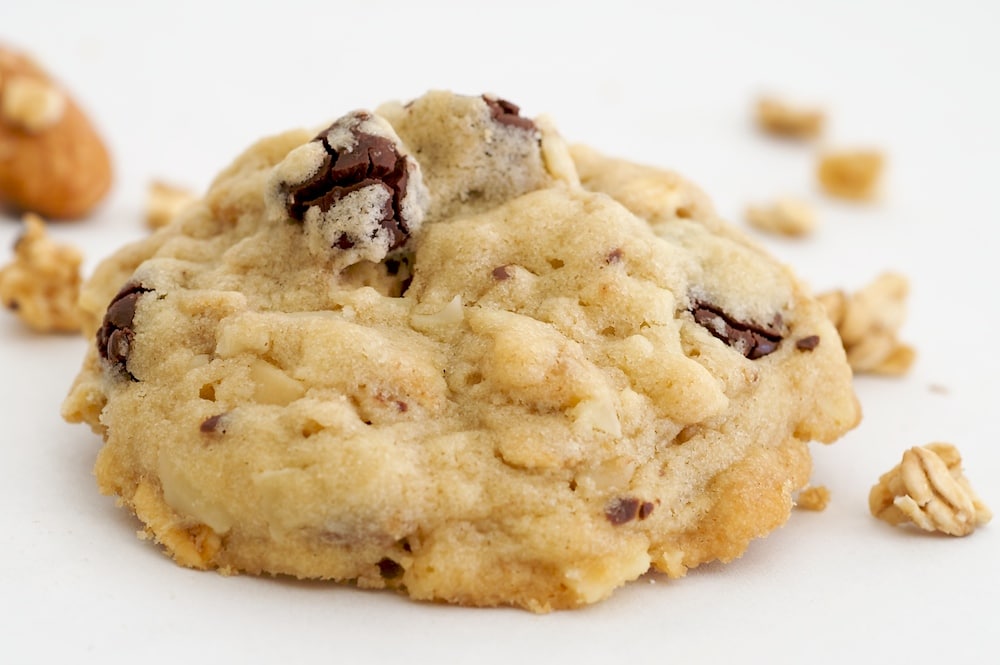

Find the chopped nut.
[
  {"left": 146, "top": 180, "right": 197, "bottom": 229},
  {"left": 870, "top": 443, "right": 992, "bottom": 536},
  {"left": 249, "top": 358, "right": 306, "bottom": 406},
  {"left": 818, "top": 272, "right": 915, "bottom": 375},
  {"left": 0, "top": 213, "right": 83, "bottom": 333},
  {"left": 817, "top": 149, "right": 884, "bottom": 200},
  {"left": 1, "top": 75, "right": 66, "bottom": 131},
  {"left": 410, "top": 295, "right": 464, "bottom": 331},
  {"left": 0, "top": 45, "right": 113, "bottom": 219},
  {"left": 755, "top": 96, "right": 825, "bottom": 139},
  {"left": 795, "top": 485, "right": 830, "bottom": 511},
  {"left": 745, "top": 197, "right": 817, "bottom": 237}
]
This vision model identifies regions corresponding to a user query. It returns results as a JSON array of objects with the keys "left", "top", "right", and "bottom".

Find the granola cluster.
[
  {"left": 817, "top": 272, "right": 915, "bottom": 376},
  {"left": 0, "top": 213, "right": 83, "bottom": 333},
  {"left": 870, "top": 443, "right": 992, "bottom": 536}
]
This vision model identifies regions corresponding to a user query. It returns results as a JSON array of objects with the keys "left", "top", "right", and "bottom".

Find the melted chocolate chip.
[
  {"left": 283, "top": 113, "right": 412, "bottom": 251},
  {"left": 691, "top": 301, "right": 783, "bottom": 360},
  {"left": 605, "top": 497, "right": 641, "bottom": 526},
  {"left": 638, "top": 501, "right": 655, "bottom": 520},
  {"left": 96, "top": 281, "right": 152, "bottom": 380},
  {"left": 492, "top": 265, "right": 512, "bottom": 281},
  {"left": 482, "top": 95, "right": 535, "bottom": 131},
  {"left": 796, "top": 335, "right": 820, "bottom": 351},
  {"left": 606, "top": 248, "right": 624, "bottom": 264}
]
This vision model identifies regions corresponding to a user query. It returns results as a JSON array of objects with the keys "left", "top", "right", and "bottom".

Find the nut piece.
[
  {"left": 745, "top": 197, "right": 817, "bottom": 237},
  {"left": 817, "top": 149, "right": 883, "bottom": 200},
  {"left": 870, "top": 443, "right": 992, "bottom": 536},
  {"left": 817, "top": 272, "right": 915, "bottom": 375},
  {"left": 0, "top": 45, "right": 112, "bottom": 219},
  {"left": 0, "top": 213, "right": 84, "bottom": 333},
  {"left": 1, "top": 75, "right": 66, "bottom": 132},
  {"left": 755, "top": 96, "right": 825, "bottom": 139},
  {"left": 795, "top": 485, "right": 831, "bottom": 511},
  {"left": 146, "top": 180, "right": 197, "bottom": 230}
]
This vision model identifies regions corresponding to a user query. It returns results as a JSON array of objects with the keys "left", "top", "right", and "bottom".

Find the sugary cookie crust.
[{"left": 63, "top": 91, "right": 860, "bottom": 612}]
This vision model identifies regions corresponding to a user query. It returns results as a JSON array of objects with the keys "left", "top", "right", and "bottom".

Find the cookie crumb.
[
  {"left": 147, "top": 180, "right": 197, "bottom": 229},
  {"left": 755, "top": 96, "right": 825, "bottom": 139},
  {"left": 745, "top": 197, "right": 816, "bottom": 237},
  {"left": 817, "top": 272, "right": 915, "bottom": 376},
  {"left": 796, "top": 485, "right": 830, "bottom": 511},
  {"left": 0, "top": 213, "right": 83, "bottom": 333},
  {"left": 869, "top": 443, "right": 991, "bottom": 536},
  {"left": 817, "top": 149, "right": 884, "bottom": 200}
]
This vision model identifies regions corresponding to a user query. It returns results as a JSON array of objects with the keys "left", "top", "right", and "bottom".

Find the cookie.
[{"left": 63, "top": 91, "right": 860, "bottom": 612}]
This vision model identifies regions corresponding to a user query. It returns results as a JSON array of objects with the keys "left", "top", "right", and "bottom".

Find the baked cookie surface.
[{"left": 63, "top": 91, "right": 859, "bottom": 612}]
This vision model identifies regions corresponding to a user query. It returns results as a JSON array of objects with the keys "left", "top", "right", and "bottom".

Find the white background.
[{"left": 1, "top": 1, "right": 997, "bottom": 663}]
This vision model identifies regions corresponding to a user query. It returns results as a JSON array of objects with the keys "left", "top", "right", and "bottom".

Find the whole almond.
[{"left": 0, "top": 46, "right": 112, "bottom": 219}]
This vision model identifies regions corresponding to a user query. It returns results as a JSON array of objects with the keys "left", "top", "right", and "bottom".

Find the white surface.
[{"left": 2, "top": 1, "right": 998, "bottom": 663}]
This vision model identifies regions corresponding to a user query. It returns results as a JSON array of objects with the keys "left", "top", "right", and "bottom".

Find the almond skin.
[{"left": 0, "top": 46, "right": 112, "bottom": 219}]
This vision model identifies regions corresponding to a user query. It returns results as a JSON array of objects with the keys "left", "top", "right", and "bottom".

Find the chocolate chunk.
[
  {"left": 283, "top": 112, "right": 413, "bottom": 251},
  {"left": 482, "top": 95, "right": 535, "bottom": 131},
  {"left": 492, "top": 265, "right": 512, "bottom": 281},
  {"left": 606, "top": 248, "right": 624, "bottom": 264},
  {"left": 200, "top": 414, "right": 226, "bottom": 434},
  {"left": 691, "top": 301, "right": 783, "bottom": 360},
  {"left": 605, "top": 497, "right": 641, "bottom": 525},
  {"left": 377, "top": 557, "right": 404, "bottom": 579},
  {"left": 96, "top": 281, "right": 152, "bottom": 380},
  {"left": 796, "top": 335, "right": 820, "bottom": 351},
  {"left": 638, "top": 501, "right": 655, "bottom": 520}
]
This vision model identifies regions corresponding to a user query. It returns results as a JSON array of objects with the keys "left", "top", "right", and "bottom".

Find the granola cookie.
[{"left": 62, "top": 91, "right": 860, "bottom": 612}]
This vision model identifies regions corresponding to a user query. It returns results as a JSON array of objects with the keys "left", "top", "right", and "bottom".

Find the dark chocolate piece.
[
  {"left": 691, "top": 301, "right": 783, "bottom": 360},
  {"left": 96, "top": 281, "right": 152, "bottom": 380},
  {"left": 283, "top": 112, "right": 413, "bottom": 251},
  {"left": 482, "top": 95, "right": 535, "bottom": 131},
  {"left": 200, "top": 414, "right": 226, "bottom": 434},
  {"left": 795, "top": 335, "right": 820, "bottom": 351},
  {"left": 605, "top": 497, "right": 641, "bottom": 526}
]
